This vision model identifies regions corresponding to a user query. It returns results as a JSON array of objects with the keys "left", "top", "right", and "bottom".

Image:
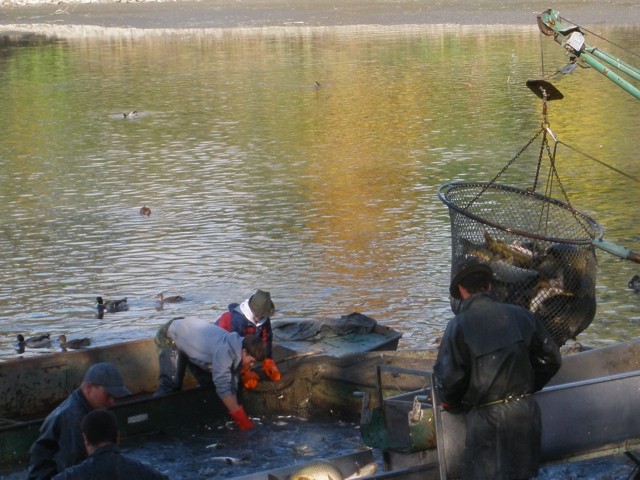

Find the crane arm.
[{"left": 537, "top": 9, "right": 640, "bottom": 100}]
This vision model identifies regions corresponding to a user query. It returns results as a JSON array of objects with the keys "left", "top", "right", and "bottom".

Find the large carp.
[
  {"left": 483, "top": 230, "right": 536, "bottom": 267},
  {"left": 291, "top": 460, "right": 343, "bottom": 480},
  {"left": 268, "top": 459, "right": 377, "bottom": 480}
]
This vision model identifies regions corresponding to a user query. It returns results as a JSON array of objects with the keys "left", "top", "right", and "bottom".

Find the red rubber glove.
[
  {"left": 229, "top": 405, "right": 254, "bottom": 430},
  {"left": 262, "top": 358, "right": 281, "bottom": 382},
  {"left": 241, "top": 365, "right": 259, "bottom": 390}
]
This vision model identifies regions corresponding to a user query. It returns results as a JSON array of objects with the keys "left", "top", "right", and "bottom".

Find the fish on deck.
[
  {"left": 268, "top": 458, "right": 377, "bottom": 480},
  {"left": 210, "top": 454, "right": 251, "bottom": 466}
]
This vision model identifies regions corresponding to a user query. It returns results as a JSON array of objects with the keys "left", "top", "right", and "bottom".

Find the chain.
[
  {"left": 463, "top": 83, "right": 598, "bottom": 239},
  {"left": 463, "top": 128, "right": 543, "bottom": 211},
  {"left": 542, "top": 131, "right": 595, "bottom": 238},
  {"left": 464, "top": 85, "right": 552, "bottom": 211}
]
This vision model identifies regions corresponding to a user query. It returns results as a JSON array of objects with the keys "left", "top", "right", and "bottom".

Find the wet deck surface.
[{"left": 0, "top": 416, "right": 376, "bottom": 479}]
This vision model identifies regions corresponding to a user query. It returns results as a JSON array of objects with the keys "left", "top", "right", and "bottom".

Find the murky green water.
[{"left": 0, "top": 24, "right": 639, "bottom": 362}]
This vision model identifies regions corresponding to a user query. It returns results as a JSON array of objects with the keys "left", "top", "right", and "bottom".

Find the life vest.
[{"left": 216, "top": 303, "right": 273, "bottom": 358}]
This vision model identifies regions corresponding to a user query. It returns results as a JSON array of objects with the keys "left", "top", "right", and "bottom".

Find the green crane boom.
[{"left": 537, "top": 8, "right": 640, "bottom": 100}]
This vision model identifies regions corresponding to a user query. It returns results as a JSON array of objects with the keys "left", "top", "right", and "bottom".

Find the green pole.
[
  {"left": 537, "top": 9, "right": 640, "bottom": 101},
  {"left": 580, "top": 51, "right": 640, "bottom": 100}
]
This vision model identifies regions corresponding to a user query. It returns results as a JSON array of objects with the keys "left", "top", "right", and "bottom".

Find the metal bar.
[
  {"left": 375, "top": 365, "right": 432, "bottom": 406},
  {"left": 431, "top": 373, "right": 449, "bottom": 480},
  {"left": 376, "top": 365, "right": 384, "bottom": 409},
  {"left": 580, "top": 51, "right": 640, "bottom": 100},
  {"left": 592, "top": 239, "right": 640, "bottom": 264},
  {"left": 586, "top": 47, "right": 640, "bottom": 81}
]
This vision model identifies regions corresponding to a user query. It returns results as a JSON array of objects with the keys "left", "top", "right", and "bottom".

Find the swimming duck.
[
  {"left": 139, "top": 205, "right": 152, "bottom": 216},
  {"left": 58, "top": 335, "right": 91, "bottom": 351},
  {"left": 156, "top": 292, "right": 185, "bottom": 303},
  {"left": 96, "top": 296, "right": 129, "bottom": 315},
  {"left": 629, "top": 275, "right": 640, "bottom": 293},
  {"left": 16, "top": 333, "right": 51, "bottom": 349},
  {"left": 123, "top": 111, "right": 138, "bottom": 119}
]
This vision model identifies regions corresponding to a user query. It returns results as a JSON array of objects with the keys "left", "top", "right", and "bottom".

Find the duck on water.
[
  {"left": 96, "top": 296, "right": 129, "bottom": 318},
  {"left": 155, "top": 292, "right": 185, "bottom": 303},
  {"left": 57, "top": 334, "right": 91, "bottom": 351},
  {"left": 15, "top": 334, "right": 51, "bottom": 350}
]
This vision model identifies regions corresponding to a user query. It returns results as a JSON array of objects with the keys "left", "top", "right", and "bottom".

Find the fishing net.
[{"left": 438, "top": 181, "right": 604, "bottom": 347}]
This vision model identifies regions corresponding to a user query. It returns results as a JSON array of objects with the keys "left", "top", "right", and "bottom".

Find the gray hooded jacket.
[{"left": 168, "top": 319, "right": 243, "bottom": 399}]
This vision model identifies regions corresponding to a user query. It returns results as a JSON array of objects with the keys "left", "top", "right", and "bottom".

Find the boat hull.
[
  {"left": 365, "top": 337, "right": 640, "bottom": 478},
  {"left": 0, "top": 323, "right": 404, "bottom": 466}
]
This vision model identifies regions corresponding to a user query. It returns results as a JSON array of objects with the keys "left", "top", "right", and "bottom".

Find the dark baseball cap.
[
  {"left": 83, "top": 362, "right": 132, "bottom": 398},
  {"left": 449, "top": 257, "right": 493, "bottom": 300}
]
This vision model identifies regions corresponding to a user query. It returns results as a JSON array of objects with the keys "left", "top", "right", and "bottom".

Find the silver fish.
[
  {"left": 483, "top": 230, "right": 534, "bottom": 267},
  {"left": 291, "top": 444, "right": 314, "bottom": 457},
  {"left": 209, "top": 454, "right": 250, "bottom": 465},
  {"left": 267, "top": 460, "right": 378, "bottom": 480},
  {"left": 530, "top": 286, "right": 572, "bottom": 313},
  {"left": 491, "top": 260, "right": 539, "bottom": 285},
  {"left": 345, "top": 462, "right": 378, "bottom": 479},
  {"left": 205, "top": 442, "right": 225, "bottom": 450}
]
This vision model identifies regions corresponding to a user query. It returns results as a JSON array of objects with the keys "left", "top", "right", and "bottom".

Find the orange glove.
[
  {"left": 262, "top": 358, "right": 281, "bottom": 382},
  {"left": 229, "top": 405, "right": 254, "bottom": 430},
  {"left": 241, "top": 365, "right": 259, "bottom": 389}
]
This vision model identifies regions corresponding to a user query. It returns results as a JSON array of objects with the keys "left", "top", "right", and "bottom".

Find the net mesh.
[{"left": 438, "top": 182, "right": 604, "bottom": 347}]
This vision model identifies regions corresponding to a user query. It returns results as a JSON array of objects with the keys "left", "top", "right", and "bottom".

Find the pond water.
[
  {"left": 0, "top": 20, "right": 640, "bottom": 479},
  {"left": 1, "top": 23, "right": 639, "bottom": 361}
]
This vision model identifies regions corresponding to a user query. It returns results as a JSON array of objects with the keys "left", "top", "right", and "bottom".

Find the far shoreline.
[{"left": 1, "top": 0, "right": 639, "bottom": 33}]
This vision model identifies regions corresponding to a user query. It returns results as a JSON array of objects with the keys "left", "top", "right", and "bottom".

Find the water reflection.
[{"left": 0, "top": 25, "right": 639, "bottom": 359}]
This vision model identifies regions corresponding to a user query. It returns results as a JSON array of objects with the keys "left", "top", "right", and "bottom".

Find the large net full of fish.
[{"left": 438, "top": 181, "right": 604, "bottom": 347}]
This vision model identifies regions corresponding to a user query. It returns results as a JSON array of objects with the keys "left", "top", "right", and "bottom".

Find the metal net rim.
[{"left": 437, "top": 181, "right": 604, "bottom": 245}]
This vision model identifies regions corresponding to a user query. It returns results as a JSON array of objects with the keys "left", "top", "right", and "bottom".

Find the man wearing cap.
[
  {"left": 154, "top": 318, "right": 266, "bottom": 430},
  {"left": 28, "top": 362, "right": 132, "bottom": 480},
  {"left": 52, "top": 409, "right": 169, "bottom": 480},
  {"left": 433, "top": 258, "right": 562, "bottom": 480},
  {"left": 215, "top": 289, "right": 281, "bottom": 390}
]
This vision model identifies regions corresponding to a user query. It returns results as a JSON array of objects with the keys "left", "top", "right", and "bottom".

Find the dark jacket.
[
  {"left": 216, "top": 302, "right": 274, "bottom": 358},
  {"left": 28, "top": 389, "right": 93, "bottom": 480},
  {"left": 433, "top": 292, "right": 562, "bottom": 479},
  {"left": 51, "top": 444, "right": 170, "bottom": 480}
]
